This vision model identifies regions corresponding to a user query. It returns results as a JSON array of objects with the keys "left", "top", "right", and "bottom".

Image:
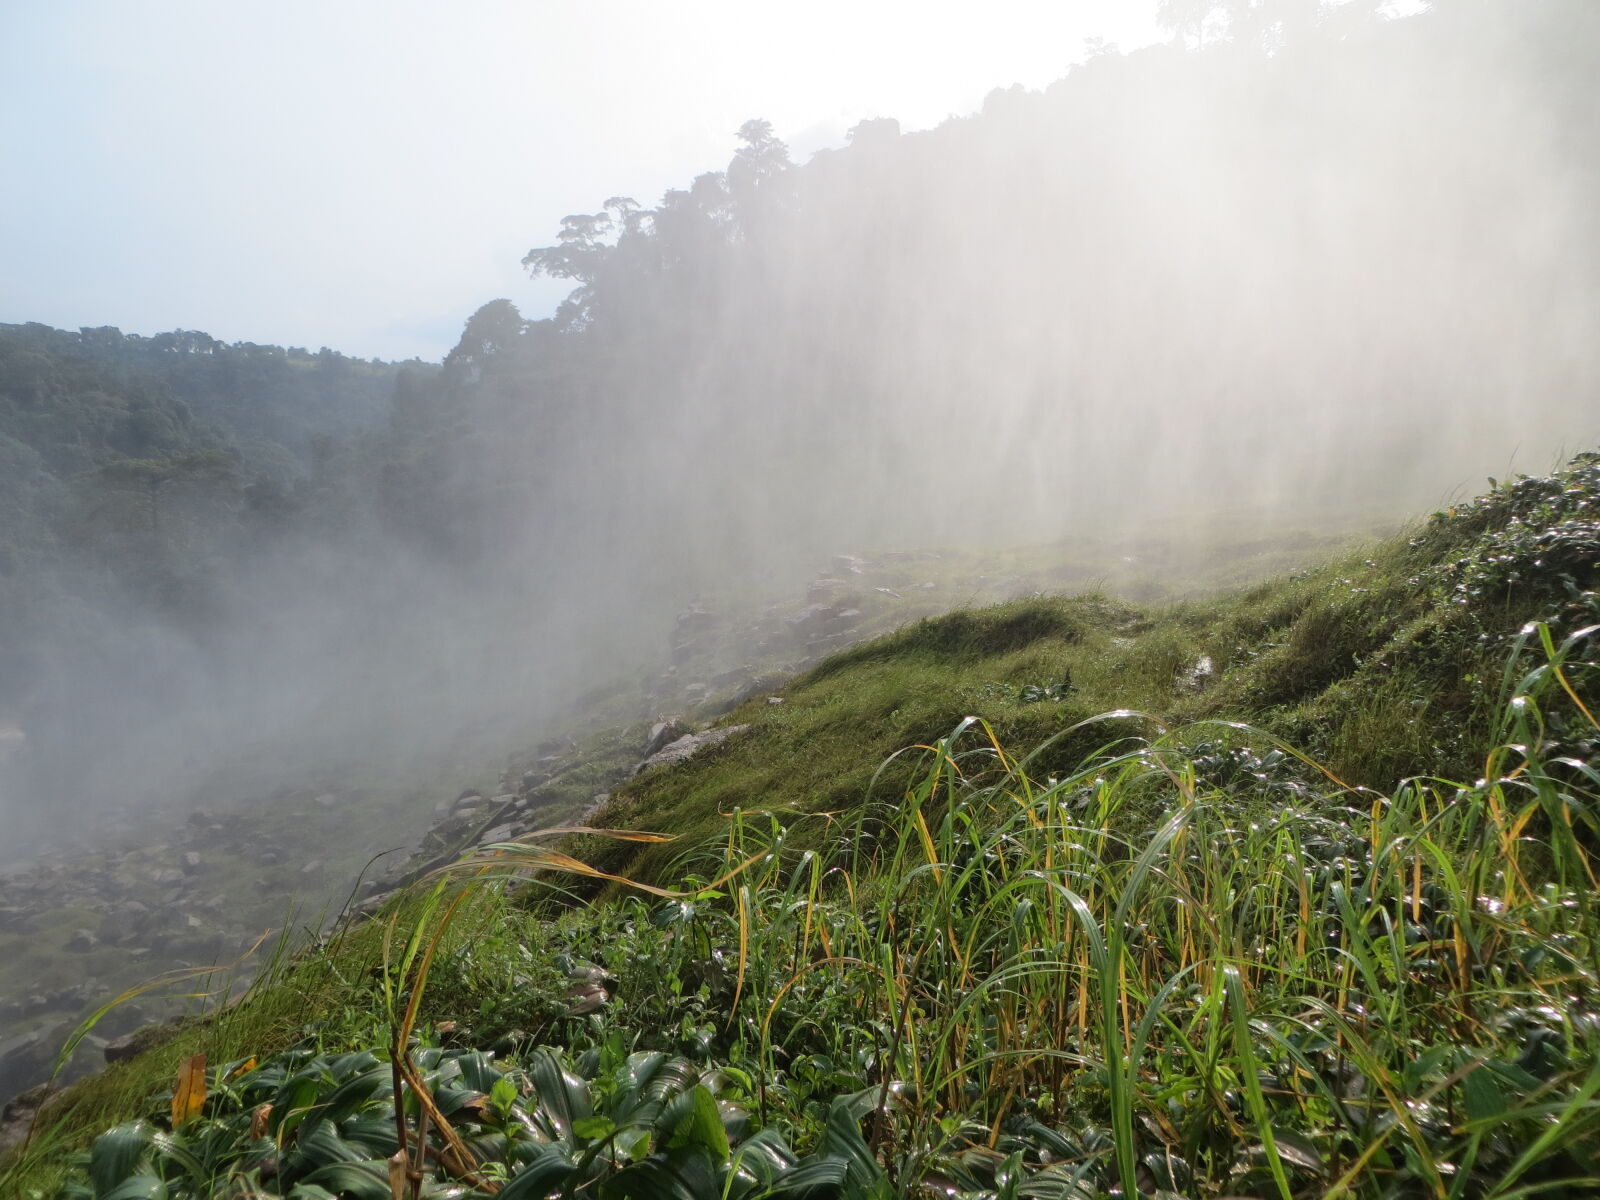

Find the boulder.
[
  {"left": 635, "top": 725, "right": 751, "bottom": 775},
  {"left": 0, "top": 1082, "right": 59, "bottom": 1158},
  {"left": 642, "top": 718, "right": 690, "bottom": 758},
  {"left": 64, "top": 928, "right": 98, "bottom": 953},
  {"left": 104, "top": 1022, "right": 179, "bottom": 1065}
]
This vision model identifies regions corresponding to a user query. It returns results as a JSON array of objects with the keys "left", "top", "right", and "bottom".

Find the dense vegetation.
[
  {"left": 6, "top": 451, "right": 1597, "bottom": 1199},
  {"left": 0, "top": 323, "right": 433, "bottom": 844}
]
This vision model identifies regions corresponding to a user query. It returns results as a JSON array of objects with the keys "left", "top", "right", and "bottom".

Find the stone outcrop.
[{"left": 634, "top": 725, "right": 750, "bottom": 775}]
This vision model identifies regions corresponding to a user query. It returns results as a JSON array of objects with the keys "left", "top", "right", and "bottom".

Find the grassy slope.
[
  {"left": 6, "top": 456, "right": 1599, "bottom": 1197},
  {"left": 590, "top": 463, "right": 1595, "bottom": 884}
]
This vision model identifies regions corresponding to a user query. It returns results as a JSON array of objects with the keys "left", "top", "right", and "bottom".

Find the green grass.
[{"left": 8, "top": 453, "right": 1600, "bottom": 1198}]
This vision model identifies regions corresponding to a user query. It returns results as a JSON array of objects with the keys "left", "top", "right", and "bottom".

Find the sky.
[{"left": 0, "top": 2, "right": 1167, "bottom": 363}]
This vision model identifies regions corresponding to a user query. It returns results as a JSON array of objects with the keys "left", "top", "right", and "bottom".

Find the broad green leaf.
[
  {"left": 601, "top": 1148, "right": 720, "bottom": 1200},
  {"left": 101, "top": 1176, "right": 167, "bottom": 1200},
  {"left": 88, "top": 1121, "right": 156, "bottom": 1194},
  {"left": 573, "top": 1115, "right": 617, "bottom": 1142},
  {"left": 298, "top": 1159, "right": 397, "bottom": 1200},
  {"left": 498, "top": 1144, "right": 579, "bottom": 1200},
  {"left": 667, "top": 1085, "right": 730, "bottom": 1164}
]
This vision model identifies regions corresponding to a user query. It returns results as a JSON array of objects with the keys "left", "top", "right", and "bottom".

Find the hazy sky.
[{"left": 0, "top": 2, "right": 1165, "bottom": 362}]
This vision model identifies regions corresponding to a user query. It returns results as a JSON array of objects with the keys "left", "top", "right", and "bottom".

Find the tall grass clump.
[{"left": 32, "top": 618, "right": 1600, "bottom": 1199}]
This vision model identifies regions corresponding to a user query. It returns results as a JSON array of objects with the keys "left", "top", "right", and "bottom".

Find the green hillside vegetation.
[
  {"left": 0, "top": 323, "right": 422, "bottom": 702},
  {"left": 6, "top": 453, "right": 1598, "bottom": 1198}
]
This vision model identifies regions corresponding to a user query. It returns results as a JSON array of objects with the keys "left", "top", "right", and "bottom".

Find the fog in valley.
[{"left": 2, "top": 1, "right": 1596, "bottom": 864}]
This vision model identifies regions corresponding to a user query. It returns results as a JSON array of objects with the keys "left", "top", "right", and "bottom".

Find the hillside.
[{"left": 4, "top": 452, "right": 1597, "bottom": 1198}]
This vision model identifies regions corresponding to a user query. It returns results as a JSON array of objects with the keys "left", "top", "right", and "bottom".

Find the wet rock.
[
  {"left": 787, "top": 602, "right": 865, "bottom": 638},
  {"left": 643, "top": 719, "right": 689, "bottom": 757},
  {"left": 101, "top": 900, "right": 152, "bottom": 943},
  {"left": 0, "top": 1082, "right": 60, "bottom": 1158},
  {"left": 64, "top": 928, "right": 98, "bottom": 953},
  {"left": 635, "top": 725, "right": 751, "bottom": 775},
  {"left": 807, "top": 577, "right": 860, "bottom": 602},
  {"left": 0, "top": 1022, "right": 73, "bottom": 1103},
  {"left": 672, "top": 609, "right": 720, "bottom": 640},
  {"left": 104, "top": 1022, "right": 178, "bottom": 1065},
  {"left": 355, "top": 889, "right": 397, "bottom": 916}
]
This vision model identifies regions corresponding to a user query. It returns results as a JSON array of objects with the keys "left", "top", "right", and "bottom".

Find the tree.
[
  {"left": 83, "top": 450, "right": 240, "bottom": 544},
  {"left": 444, "top": 300, "right": 526, "bottom": 379},
  {"left": 727, "top": 119, "right": 793, "bottom": 240},
  {"left": 1157, "top": 0, "right": 1225, "bottom": 48}
]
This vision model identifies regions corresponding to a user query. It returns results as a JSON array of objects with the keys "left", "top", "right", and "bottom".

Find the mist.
[{"left": 3, "top": 0, "right": 1597, "bottom": 862}]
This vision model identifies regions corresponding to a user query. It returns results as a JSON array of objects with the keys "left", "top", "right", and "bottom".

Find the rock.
[
  {"left": 643, "top": 718, "right": 689, "bottom": 758},
  {"left": 0, "top": 1082, "right": 60, "bottom": 1158},
  {"left": 635, "top": 725, "right": 751, "bottom": 775},
  {"left": 64, "top": 928, "right": 98, "bottom": 953},
  {"left": 101, "top": 900, "right": 152, "bottom": 943},
  {"left": 807, "top": 577, "right": 858, "bottom": 602},
  {"left": 301, "top": 860, "right": 324, "bottom": 876},
  {"left": 314, "top": 793, "right": 339, "bottom": 808},
  {"left": 479, "top": 824, "right": 516, "bottom": 845},
  {"left": 1181, "top": 655, "right": 1216, "bottom": 693},
  {"left": 787, "top": 602, "right": 864, "bottom": 637},
  {"left": 672, "top": 609, "right": 720, "bottom": 639},
  {"left": 355, "top": 889, "right": 397, "bottom": 916},
  {"left": 104, "top": 1022, "right": 178, "bottom": 1065},
  {"left": 767, "top": 696, "right": 785, "bottom": 705},
  {"left": 182, "top": 851, "right": 202, "bottom": 871}
]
